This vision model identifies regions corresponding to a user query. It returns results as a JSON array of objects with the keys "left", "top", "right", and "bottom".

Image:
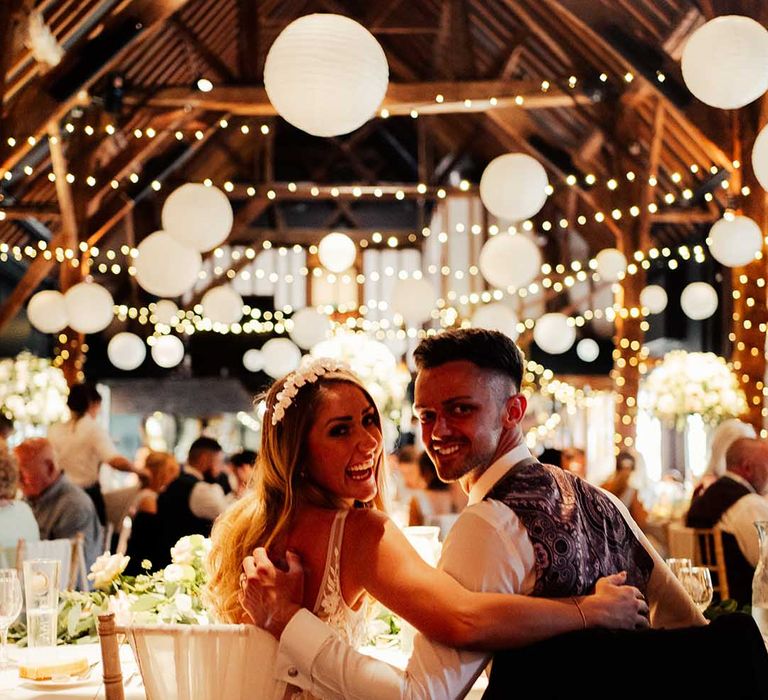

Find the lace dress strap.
[{"left": 312, "top": 510, "right": 348, "bottom": 614}]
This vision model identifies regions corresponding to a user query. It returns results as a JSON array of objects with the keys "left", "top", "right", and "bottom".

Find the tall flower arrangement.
[
  {"left": 639, "top": 350, "right": 747, "bottom": 430},
  {"left": 0, "top": 351, "right": 68, "bottom": 426}
]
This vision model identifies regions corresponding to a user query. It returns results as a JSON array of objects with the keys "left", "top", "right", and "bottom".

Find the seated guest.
[
  {"left": 124, "top": 451, "right": 179, "bottom": 574},
  {"left": 686, "top": 437, "right": 768, "bottom": 606},
  {"left": 229, "top": 450, "right": 256, "bottom": 498},
  {"left": 0, "top": 440, "right": 39, "bottom": 548},
  {"left": 602, "top": 451, "right": 648, "bottom": 530},
  {"left": 14, "top": 438, "right": 103, "bottom": 570},
  {"left": 154, "top": 437, "right": 230, "bottom": 568},
  {"left": 694, "top": 418, "right": 756, "bottom": 499}
]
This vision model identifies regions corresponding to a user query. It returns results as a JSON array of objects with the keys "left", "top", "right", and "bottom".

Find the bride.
[{"left": 206, "top": 359, "right": 645, "bottom": 673}]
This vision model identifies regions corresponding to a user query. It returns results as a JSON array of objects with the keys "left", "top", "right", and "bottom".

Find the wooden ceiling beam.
[
  {"left": 171, "top": 16, "right": 235, "bottom": 82},
  {"left": 0, "top": 204, "right": 60, "bottom": 221},
  {"left": 0, "top": 0, "right": 192, "bottom": 176},
  {"left": 128, "top": 80, "right": 592, "bottom": 116}
]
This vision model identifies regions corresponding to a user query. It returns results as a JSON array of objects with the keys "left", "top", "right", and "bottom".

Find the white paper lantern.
[
  {"left": 595, "top": 248, "right": 628, "bottom": 282},
  {"left": 201, "top": 285, "right": 243, "bottom": 325},
  {"left": 391, "top": 278, "right": 437, "bottom": 325},
  {"left": 161, "top": 184, "right": 233, "bottom": 252},
  {"left": 533, "top": 313, "right": 576, "bottom": 354},
  {"left": 154, "top": 300, "right": 179, "bottom": 326},
  {"left": 479, "top": 234, "right": 542, "bottom": 290},
  {"left": 63, "top": 282, "right": 114, "bottom": 334},
  {"left": 262, "top": 338, "right": 302, "bottom": 378},
  {"left": 264, "top": 14, "right": 389, "bottom": 137},
  {"left": 135, "top": 231, "right": 202, "bottom": 297},
  {"left": 27, "top": 290, "right": 68, "bottom": 333},
  {"left": 708, "top": 215, "right": 762, "bottom": 267},
  {"left": 681, "top": 16, "right": 768, "bottom": 109},
  {"left": 681, "top": 282, "right": 718, "bottom": 320},
  {"left": 318, "top": 232, "right": 356, "bottom": 272},
  {"left": 479, "top": 153, "right": 549, "bottom": 221},
  {"left": 576, "top": 338, "right": 600, "bottom": 363},
  {"left": 289, "top": 308, "right": 331, "bottom": 349},
  {"left": 471, "top": 303, "right": 519, "bottom": 340},
  {"left": 108, "top": 332, "right": 146, "bottom": 371},
  {"left": 752, "top": 123, "right": 768, "bottom": 192},
  {"left": 243, "top": 349, "right": 265, "bottom": 373},
  {"left": 151, "top": 335, "right": 185, "bottom": 368},
  {"left": 640, "top": 285, "right": 668, "bottom": 314}
]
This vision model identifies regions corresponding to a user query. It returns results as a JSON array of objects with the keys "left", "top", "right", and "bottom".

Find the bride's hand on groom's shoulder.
[{"left": 239, "top": 547, "right": 305, "bottom": 638}]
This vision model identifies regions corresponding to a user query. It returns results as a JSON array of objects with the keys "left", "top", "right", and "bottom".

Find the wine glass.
[
  {"left": 0, "top": 569, "right": 23, "bottom": 667},
  {"left": 678, "top": 566, "right": 713, "bottom": 613},
  {"left": 666, "top": 557, "right": 693, "bottom": 580}
]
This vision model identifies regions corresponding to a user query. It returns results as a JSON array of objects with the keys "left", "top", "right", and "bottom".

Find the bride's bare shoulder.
[{"left": 345, "top": 508, "right": 391, "bottom": 546}]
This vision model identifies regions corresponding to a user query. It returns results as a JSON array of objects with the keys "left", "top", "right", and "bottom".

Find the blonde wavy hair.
[{"left": 206, "top": 367, "right": 387, "bottom": 622}]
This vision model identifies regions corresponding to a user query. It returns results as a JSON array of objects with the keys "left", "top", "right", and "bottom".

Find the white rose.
[
  {"left": 108, "top": 591, "right": 135, "bottom": 627},
  {"left": 170, "top": 537, "right": 195, "bottom": 565},
  {"left": 175, "top": 592, "right": 193, "bottom": 614},
  {"left": 88, "top": 553, "right": 130, "bottom": 590},
  {"left": 163, "top": 564, "right": 196, "bottom": 583}
]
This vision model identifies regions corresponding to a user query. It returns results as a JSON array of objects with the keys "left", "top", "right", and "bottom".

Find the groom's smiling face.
[{"left": 414, "top": 360, "right": 510, "bottom": 484}]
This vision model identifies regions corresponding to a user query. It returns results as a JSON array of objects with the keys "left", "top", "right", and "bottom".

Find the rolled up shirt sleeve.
[{"left": 188, "top": 481, "right": 230, "bottom": 520}]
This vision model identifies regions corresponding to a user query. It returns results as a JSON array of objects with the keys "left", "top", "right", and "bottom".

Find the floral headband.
[{"left": 271, "top": 357, "right": 350, "bottom": 426}]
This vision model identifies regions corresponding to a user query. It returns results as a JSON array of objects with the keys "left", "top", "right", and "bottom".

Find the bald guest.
[{"left": 14, "top": 438, "right": 103, "bottom": 570}]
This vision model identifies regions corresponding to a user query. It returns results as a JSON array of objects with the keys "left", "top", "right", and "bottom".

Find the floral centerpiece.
[
  {"left": 639, "top": 350, "right": 747, "bottom": 430},
  {"left": 10, "top": 535, "right": 211, "bottom": 646},
  {"left": 0, "top": 351, "right": 68, "bottom": 427}
]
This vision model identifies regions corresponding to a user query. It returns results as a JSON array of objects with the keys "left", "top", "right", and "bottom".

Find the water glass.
[
  {"left": 0, "top": 570, "right": 23, "bottom": 667},
  {"left": 666, "top": 557, "right": 693, "bottom": 580},
  {"left": 23, "top": 560, "right": 59, "bottom": 649},
  {"left": 678, "top": 566, "right": 714, "bottom": 613}
]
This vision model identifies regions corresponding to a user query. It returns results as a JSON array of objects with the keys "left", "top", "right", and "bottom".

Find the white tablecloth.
[{"left": 2, "top": 642, "right": 487, "bottom": 699}]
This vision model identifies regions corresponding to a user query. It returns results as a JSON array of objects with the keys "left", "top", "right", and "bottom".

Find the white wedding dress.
[{"left": 292, "top": 509, "right": 369, "bottom": 699}]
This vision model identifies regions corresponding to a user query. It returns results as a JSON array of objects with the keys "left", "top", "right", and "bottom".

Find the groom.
[{"left": 241, "top": 329, "right": 710, "bottom": 698}]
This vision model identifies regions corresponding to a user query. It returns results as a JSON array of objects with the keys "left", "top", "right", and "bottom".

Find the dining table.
[{"left": 1, "top": 641, "right": 488, "bottom": 699}]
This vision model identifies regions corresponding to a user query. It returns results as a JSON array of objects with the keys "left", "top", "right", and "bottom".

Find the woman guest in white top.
[
  {"left": 0, "top": 439, "right": 39, "bottom": 550},
  {"left": 48, "top": 383, "right": 143, "bottom": 525}
]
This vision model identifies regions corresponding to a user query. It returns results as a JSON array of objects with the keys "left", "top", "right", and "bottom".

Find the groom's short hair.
[{"left": 413, "top": 328, "right": 525, "bottom": 392}]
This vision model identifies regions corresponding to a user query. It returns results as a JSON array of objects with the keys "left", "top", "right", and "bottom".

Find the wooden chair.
[
  {"left": 691, "top": 526, "right": 730, "bottom": 601},
  {"left": 97, "top": 613, "right": 287, "bottom": 700}
]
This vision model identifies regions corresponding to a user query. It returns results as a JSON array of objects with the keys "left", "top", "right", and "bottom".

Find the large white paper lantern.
[
  {"left": 289, "top": 308, "right": 331, "bottom": 349},
  {"left": 243, "top": 349, "right": 265, "bottom": 373},
  {"left": 161, "top": 184, "right": 233, "bottom": 253},
  {"left": 201, "top": 285, "right": 243, "bottom": 325},
  {"left": 108, "top": 332, "right": 146, "bottom": 371},
  {"left": 595, "top": 248, "right": 627, "bottom": 282},
  {"left": 708, "top": 215, "right": 762, "bottom": 267},
  {"left": 153, "top": 300, "right": 179, "bottom": 326},
  {"left": 479, "top": 153, "right": 549, "bottom": 221},
  {"left": 262, "top": 338, "right": 302, "bottom": 378},
  {"left": 151, "top": 335, "right": 185, "bottom": 368},
  {"left": 264, "top": 14, "right": 389, "bottom": 137},
  {"left": 640, "top": 285, "right": 668, "bottom": 314},
  {"left": 27, "top": 290, "right": 68, "bottom": 333},
  {"left": 64, "top": 282, "right": 114, "bottom": 334},
  {"left": 576, "top": 338, "right": 600, "bottom": 363},
  {"left": 681, "top": 282, "right": 718, "bottom": 320},
  {"left": 391, "top": 278, "right": 437, "bottom": 325},
  {"left": 681, "top": 16, "right": 768, "bottom": 109},
  {"left": 318, "top": 232, "right": 356, "bottom": 272},
  {"left": 135, "top": 232, "right": 202, "bottom": 298},
  {"left": 752, "top": 123, "right": 768, "bottom": 192},
  {"left": 471, "top": 303, "right": 519, "bottom": 340},
  {"left": 533, "top": 313, "right": 576, "bottom": 354},
  {"left": 479, "top": 234, "right": 541, "bottom": 290}
]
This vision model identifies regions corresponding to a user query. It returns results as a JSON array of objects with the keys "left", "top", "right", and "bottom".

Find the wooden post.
[
  {"left": 97, "top": 613, "right": 125, "bottom": 700},
  {"left": 730, "top": 100, "right": 768, "bottom": 434}
]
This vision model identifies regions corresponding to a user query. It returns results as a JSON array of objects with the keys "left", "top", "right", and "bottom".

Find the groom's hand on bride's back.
[{"left": 240, "top": 547, "right": 304, "bottom": 638}]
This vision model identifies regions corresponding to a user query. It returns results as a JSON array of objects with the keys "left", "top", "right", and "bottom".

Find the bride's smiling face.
[{"left": 303, "top": 382, "right": 383, "bottom": 506}]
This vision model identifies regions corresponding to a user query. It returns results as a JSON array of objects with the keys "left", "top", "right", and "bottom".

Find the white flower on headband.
[{"left": 270, "top": 358, "right": 350, "bottom": 426}]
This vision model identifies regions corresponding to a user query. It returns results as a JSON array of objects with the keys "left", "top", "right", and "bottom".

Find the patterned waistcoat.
[{"left": 486, "top": 460, "right": 654, "bottom": 597}]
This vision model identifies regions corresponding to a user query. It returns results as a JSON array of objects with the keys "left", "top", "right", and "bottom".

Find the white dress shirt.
[
  {"left": 185, "top": 467, "right": 231, "bottom": 521},
  {"left": 48, "top": 415, "right": 120, "bottom": 487},
  {"left": 717, "top": 473, "right": 768, "bottom": 567},
  {"left": 275, "top": 445, "right": 704, "bottom": 700}
]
